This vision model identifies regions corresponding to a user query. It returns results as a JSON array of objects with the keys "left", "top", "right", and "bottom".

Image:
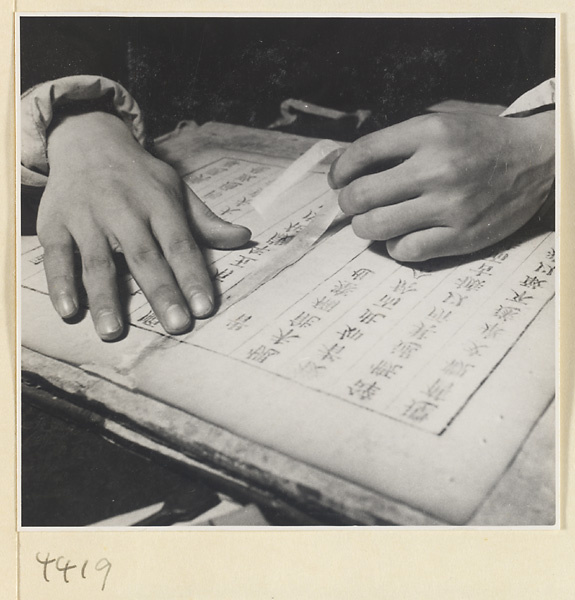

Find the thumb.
[{"left": 183, "top": 184, "right": 252, "bottom": 249}]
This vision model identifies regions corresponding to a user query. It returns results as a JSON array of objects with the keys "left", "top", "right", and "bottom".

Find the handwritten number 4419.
[{"left": 36, "top": 553, "right": 112, "bottom": 592}]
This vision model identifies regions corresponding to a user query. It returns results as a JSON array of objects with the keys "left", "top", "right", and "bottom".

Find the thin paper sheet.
[{"left": 20, "top": 129, "right": 555, "bottom": 524}]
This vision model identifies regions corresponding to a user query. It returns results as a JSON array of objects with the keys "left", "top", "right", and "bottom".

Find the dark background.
[{"left": 21, "top": 17, "right": 555, "bottom": 139}]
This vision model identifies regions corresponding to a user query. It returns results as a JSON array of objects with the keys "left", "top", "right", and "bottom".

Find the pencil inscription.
[{"left": 35, "top": 552, "right": 112, "bottom": 591}]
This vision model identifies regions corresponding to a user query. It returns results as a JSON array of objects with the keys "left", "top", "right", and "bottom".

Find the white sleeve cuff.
[
  {"left": 21, "top": 75, "right": 146, "bottom": 187},
  {"left": 500, "top": 78, "right": 555, "bottom": 118}
]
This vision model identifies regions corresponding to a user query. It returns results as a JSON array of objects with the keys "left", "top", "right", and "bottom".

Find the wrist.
[{"left": 47, "top": 111, "right": 145, "bottom": 170}]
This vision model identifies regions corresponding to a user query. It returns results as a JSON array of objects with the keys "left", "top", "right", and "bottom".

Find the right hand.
[
  {"left": 328, "top": 111, "right": 555, "bottom": 262},
  {"left": 38, "top": 111, "right": 251, "bottom": 341}
]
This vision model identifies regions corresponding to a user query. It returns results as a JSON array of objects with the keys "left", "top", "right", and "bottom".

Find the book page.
[{"left": 20, "top": 124, "right": 555, "bottom": 524}]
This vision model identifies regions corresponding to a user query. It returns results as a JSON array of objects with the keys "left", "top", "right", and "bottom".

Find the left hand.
[
  {"left": 38, "top": 111, "right": 251, "bottom": 341},
  {"left": 328, "top": 110, "right": 555, "bottom": 262}
]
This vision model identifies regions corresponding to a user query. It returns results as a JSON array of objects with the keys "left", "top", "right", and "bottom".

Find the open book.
[{"left": 21, "top": 122, "right": 555, "bottom": 525}]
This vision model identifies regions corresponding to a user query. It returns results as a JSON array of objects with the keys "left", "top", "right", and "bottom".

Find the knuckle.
[
  {"left": 432, "top": 156, "right": 460, "bottom": 186},
  {"left": 153, "top": 163, "right": 182, "bottom": 193},
  {"left": 165, "top": 237, "right": 199, "bottom": 260},
  {"left": 37, "top": 223, "right": 64, "bottom": 247},
  {"left": 421, "top": 113, "right": 451, "bottom": 138},
  {"left": 354, "top": 137, "right": 377, "bottom": 166},
  {"left": 348, "top": 180, "right": 371, "bottom": 212},
  {"left": 82, "top": 254, "right": 116, "bottom": 277},
  {"left": 40, "top": 240, "right": 67, "bottom": 258},
  {"left": 129, "top": 245, "right": 164, "bottom": 267}
]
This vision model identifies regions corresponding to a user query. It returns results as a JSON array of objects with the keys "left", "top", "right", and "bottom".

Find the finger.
[
  {"left": 151, "top": 209, "right": 216, "bottom": 319},
  {"left": 337, "top": 160, "right": 422, "bottom": 216},
  {"left": 76, "top": 235, "right": 124, "bottom": 341},
  {"left": 116, "top": 221, "right": 193, "bottom": 334},
  {"left": 351, "top": 196, "right": 445, "bottom": 241},
  {"left": 40, "top": 228, "right": 79, "bottom": 319},
  {"left": 386, "top": 228, "right": 458, "bottom": 262},
  {"left": 328, "top": 118, "right": 423, "bottom": 188},
  {"left": 183, "top": 185, "right": 251, "bottom": 249}
]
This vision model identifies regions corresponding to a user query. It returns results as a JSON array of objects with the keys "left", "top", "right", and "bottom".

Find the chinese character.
[
  {"left": 231, "top": 254, "right": 257, "bottom": 268},
  {"left": 226, "top": 313, "right": 252, "bottom": 331},
  {"left": 443, "top": 291, "right": 468, "bottom": 307},
  {"left": 455, "top": 276, "right": 485, "bottom": 292},
  {"left": 284, "top": 222, "right": 304, "bottom": 236},
  {"left": 393, "top": 279, "right": 418, "bottom": 294},
  {"left": 520, "top": 275, "right": 546, "bottom": 289},
  {"left": 312, "top": 296, "right": 340, "bottom": 313},
  {"left": 481, "top": 321, "right": 505, "bottom": 340},
  {"left": 470, "top": 263, "right": 494, "bottom": 277},
  {"left": 546, "top": 248, "right": 555, "bottom": 262},
  {"left": 358, "top": 308, "right": 385, "bottom": 324},
  {"left": 248, "top": 245, "right": 270, "bottom": 256},
  {"left": 235, "top": 195, "right": 252, "bottom": 208},
  {"left": 373, "top": 294, "right": 401, "bottom": 310},
  {"left": 30, "top": 253, "right": 44, "bottom": 265},
  {"left": 337, "top": 325, "right": 363, "bottom": 341},
  {"left": 267, "top": 232, "right": 294, "bottom": 246},
  {"left": 302, "top": 209, "right": 316, "bottom": 223},
  {"left": 402, "top": 400, "right": 437, "bottom": 423},
  {"left": 220, "top": 205, "right": 241, "bottom": 217},
  {"left": 206, "top": 166, "right": 224, "bottom": 176},
  {"left": 421, "top": 378, "right": 453, "bottom": 403},
  {"left": 297, "top": 360, "right": 326, "bottom": 379},
  {"left": 330, "top": 280, "right": 357, "bottom": 297},
  {"left": 223, "top": 159, "right": 239, "bottom": 168},
  {"left": 410, "top": 321, "right": 437, "bottom": 341},
  {"left": 271, "top": 328, "right": 300, "bottom": 345},
  {"left": 442, "top": 359, "right": 474, "bottom": 378},
  {"left": 464, "top": 341, "right": 487, "bottom": 357},
  {"left": 186, "top": 172, "right": 207, "bottom": 184},
  {"left": 319, "top": 343, "right": 346, "bottom": 362},
  {"left": 506, "top": 289, "right": 533, "bottom": 305},
  {"left": 370, "top": 360, "right": 403, "bottom": 379},
  {"left": 246, "top": 345, "right": 280, "bottom": 364},
  {"left": 250, "top": 165, "right": 269, "bottom": 175},
  {"left": 392, "top": 340, "right": 422, "bottom": 360},
  {"left": 289, "top": 311, "right": 321, "bottom": 329},
  {"left": 213, "top": 267, "right": 234, "bottom": 282},
  {"left": 204, "top": 189, "right": 223, "bottom": 201},
  {"left": 236, "top": 172, "right": 257, "bottom": 183},
  {"left": 220, "top": 180, "right": 242, "bottom": 191},
  {"left": 351, "top": 268, "right": 374, "bottom": 281},
  {"left": 487, "top": 251, "right": 509, "bottom": 264},
  {"left": 248, "top": 187, "right": 263, "bottom": 198},
  {"left": 494, "top": 305, "right": 521, "bottom": 322},
  {"left": 535, "top": 262, "right": 555, "bottom": 276},
  {"left": 427, "top": 306, "right": 452, "bottom": 324},
  {"left": 348, "top": 379, "right": 381, "bottom": 402}
]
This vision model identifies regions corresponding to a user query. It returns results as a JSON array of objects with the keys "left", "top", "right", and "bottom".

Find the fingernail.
[
  {"left": 97, "top": 311, "right": 122, "bottom": 338},
  {"left": 190, "top": 292, "right": 213, "bottom": 318},
  {"left": 57, "top": 294, "right": 77, "bottom": 319},
  {"left": 165, "top": 304, "right": 191, "bottom": 331}
]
